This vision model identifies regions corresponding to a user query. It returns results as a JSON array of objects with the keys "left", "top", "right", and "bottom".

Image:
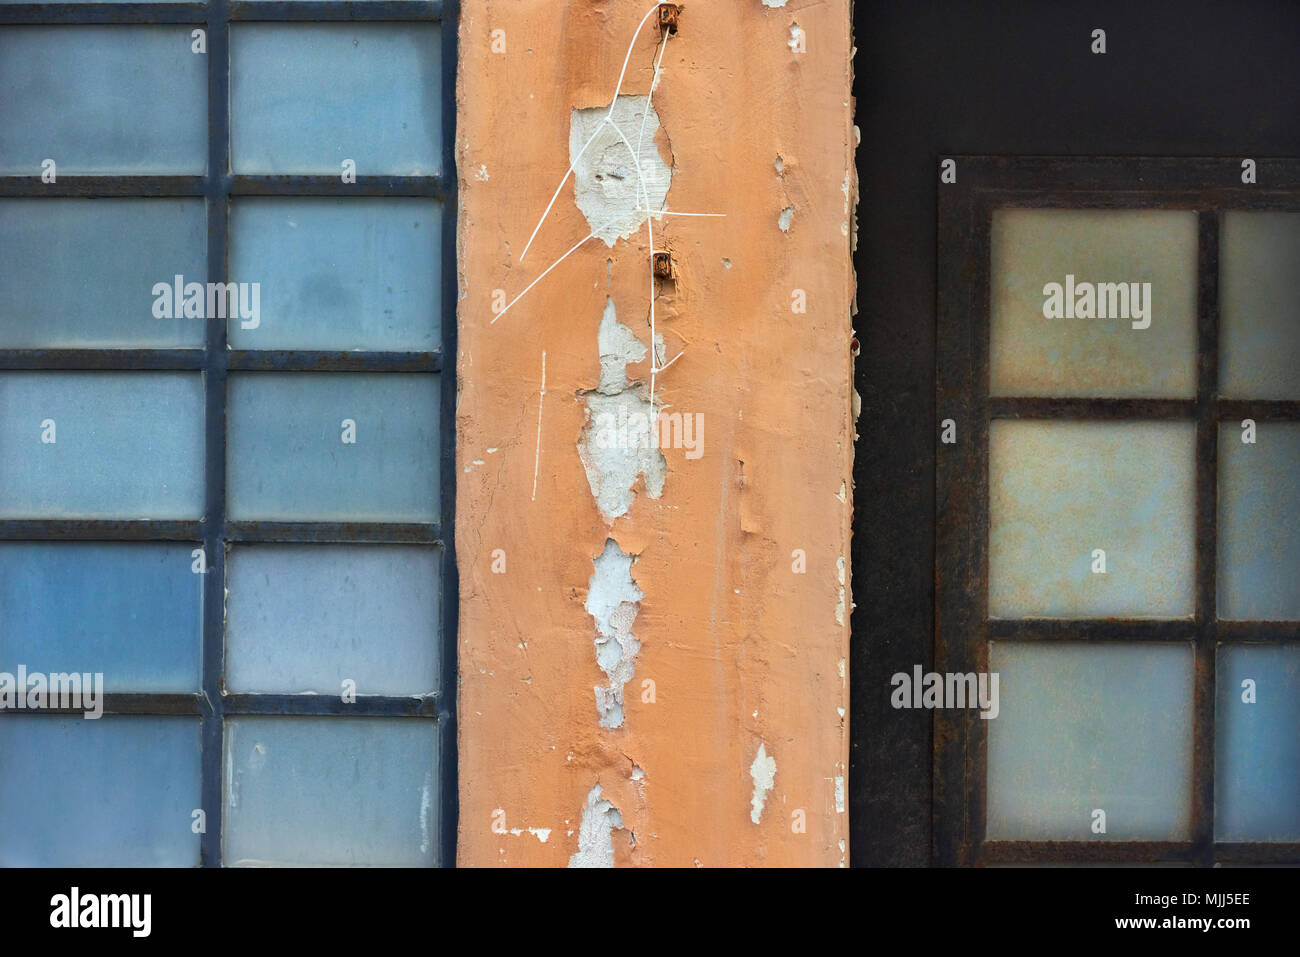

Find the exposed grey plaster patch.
[
  {"left": 585, "top": 538, "right": 644, "bottom": 728},
  {"left": 774, "top": 154, "right": 784, "bottom": 175},
  {"left": 577, "top": 298, "right": 667, "bottom": 521},
  {"left": 762, "top": 0, "right": 789, "bottom": 6},
  {"left": 568, "top": 784, "right": 623, "bottom": 868},
  {"left": 778, "top": 206, "right": 794, "bottom": 232},
  {"left": 570, "top": 96, "right": 672, "bottom": 245},
  {"left": 749, "top": 743, "right": 777, "bottom": 824}
]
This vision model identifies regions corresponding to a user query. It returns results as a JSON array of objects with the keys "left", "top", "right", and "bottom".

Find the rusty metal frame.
[
  {"left": 936, "top": 156, "right": 1300, "bottom": 867},
  {"left": 0, "top": 0, "right": 459, "bottom": 867}
]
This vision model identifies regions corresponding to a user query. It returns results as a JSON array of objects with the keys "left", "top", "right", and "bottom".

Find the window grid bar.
[
  {"left": 0, "top": 174, "right": 446, "bottom": 198},
  {"left": 198, "top": 0, "right": 230, "bottom": 867},
  {"left": 0, "top": 693, "right": 441, "bottom": 717},
  {"left": 0, "top": 1, "right": 443, "bottom": 25},
  {"left": 1190, "top": 210, "right": 1220, "bottom": 867}
]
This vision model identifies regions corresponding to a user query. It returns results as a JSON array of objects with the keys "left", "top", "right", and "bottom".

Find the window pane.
[
  {"left": 0, "top": 716, "right": 201, "bottom": 866},
  {"left": 0, "top": 199, "right": 206, "bottom": 349},
  {"left": 228, "top": 199, "right": 441, "bottom": 351},
  {"left": 227, "top": 373, "right": 438, "bottom": 522},
  {"left": 989, "top": 420, "right": 1195, "bottom": 618},
  {"left": 1218, "top": 421, "right": 1300, "bottom": 621},
  {"left": 0, "top": 543, "right": 201, "bottom": 692},
  {"left": 990, "top": 209, "right": 1198, "bottom": 398},
  {"left": 225, "top": 544, "right": 439, "bottom": 694},
  {"left": 0, "top": 27, "right": 206, "bottom": 174},
  {"left": 223, "top": 717, "right": 439, "bottom": 866},
  {"left": 986, "top": 641, "right": 1194, "bottom": 841},
  {"left": 230, "top": 24, "right": 442, "bottom": 175},
  {"left": 1220, "top": 211, "right": 1300, "bottom": 400},
  {"left": 1216, "top": 644, "right": 1300, "bottom": 841},
  {"left": 0, "top": 372, "right": 205, "bottom": 519}
]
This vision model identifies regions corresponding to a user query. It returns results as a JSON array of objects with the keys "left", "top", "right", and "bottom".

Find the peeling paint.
[
  {"left": 749, "top": 743, "right": 777, "bottom": 824},
  {"left": 568, "top": 784, "right": 623, "bottom": 868},
  {"left": 585, "top": 539, "right": 645, "bottom": 728},
  {"left": 778, "top": 206, "right": 794, "bottom": 232},
  {"left": 570, "top": 97, "right": 672, "bottom": 246}
]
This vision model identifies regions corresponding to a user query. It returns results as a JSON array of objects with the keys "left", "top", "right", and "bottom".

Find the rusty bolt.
[
  {"left": 652, "top": 251, "right": 673, "bottom": 280},
  {"left": 658, "top": 4, "right": 680, "bottom": 35}
]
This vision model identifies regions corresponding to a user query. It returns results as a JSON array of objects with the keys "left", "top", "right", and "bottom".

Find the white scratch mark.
[{"left": 531, "top": 350, "right": 546, "bottom": 501}]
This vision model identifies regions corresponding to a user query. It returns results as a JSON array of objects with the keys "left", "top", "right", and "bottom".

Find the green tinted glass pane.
[
  {"left": 230, "top": 24, "right": 442, "bottom": 175},
  {"left": 989, "top": 420, "right": 1195, "bottom": 618},
  {"left": 987, "top": 641, "right": 1194, "bottom": 840},
  {"left": 0, "top": 373, "right": 205, "bottom": 519},
  {"left": 0, "top": 27, "right": 206, "bottom": 174},
  {"left": 0, "top": 199, "right": 206, "bottom": 348},
  {"left": 0, "top": 716, "right": 201, "bottom": 866},
  {"left": 225, "top": 544, "right": 440, "bottom": 694},
  {"left": 1220, "top": 211, "right": 1300, "bottom": 400},
  {"left": 227, "top": 373, "right": 438, "bottom": 522},
  {"left": 223, "top": 717, "right": 438, "bottom": 866},
  {"left": 227, "top": 199, "right": 441, "bottom": 351},
  {"left": 990, "top": 209, "right": 1198, "bottom": 398},
  {"left": 1216, "top": 644, "right": 1300, "bottom": 841},
  {"left": 1218, "top": 422, "right": 1300, "bottom": 620}
]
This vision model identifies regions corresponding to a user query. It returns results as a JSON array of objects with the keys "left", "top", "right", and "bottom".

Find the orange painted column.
[{"left": 455, "top": 0, "right": 856, "bottom": 866}]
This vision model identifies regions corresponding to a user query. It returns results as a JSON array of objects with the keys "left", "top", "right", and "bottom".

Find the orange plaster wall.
[{"left": 455, "top": 0, "right": 856, "bottom": 866}]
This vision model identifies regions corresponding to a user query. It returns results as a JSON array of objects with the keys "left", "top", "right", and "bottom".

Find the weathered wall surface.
[{"left": 456, "top": 0, "right": 856, "bottom": 866}]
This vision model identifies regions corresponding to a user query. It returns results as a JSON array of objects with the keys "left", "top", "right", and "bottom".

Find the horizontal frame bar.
[
  {"left": 0, "top": 520, "right": 201, "bottom": 541},
  {"left": 227, "top": 350, "right": 440, "bottom": 372},
  {"left": 0, "top": 693, "right": 200, "bottom": 716},
  {"left": 1217, "top": 399, "right": 1300, "bottom": 421},
  {"left": 0, "top": 349, "right": 204, "bottom": 371},
  {"left": 230, "top": 175, "right": 446, "bottom": 197},
  {"left": 989, "top": 397, "right": 1194, "bottom": 420},
  {"left": 222, "top": 693, "right": 440, "bottom": 717},
  {"left": 225, "top": 521, "right": 440, "bottom": 544},
  {"left": 988, "top": 619, "right": 1196, "bottom": 641},
  {"left": 980, "top": 841, "right": 1197, "bottom": 864},
  {"left": 0, "top": 0, "right": 442, "bottom": 24},
  {"left": 1215, "top": 621, "right": 1300, "bottom": 642},
  {"left": 0, "top": 176, "right": 205, "bottom": 198}
]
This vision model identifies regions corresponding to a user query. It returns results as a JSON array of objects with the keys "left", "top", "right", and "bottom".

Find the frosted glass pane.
[
  {"left": 223, "top": 717, "right": 438, "bottom": 866},
  {"left": 1217, "top": 644, "right": 1300, "bottom": 841},
  {"left": 1220, "top": 212, "right": 1300, "bottom": 399},
  {"left": 230, "top": 25, "right": 442, "bottom": 175},
  {"left": 1218, "top": 422, "right": 1300, "bottom": 620},
  {"left": 227, "top": 374, "right": 438, "bottom": 521},
  {"left": 226, "top": 545, "right": 439, "bottom": 694},
  {"left": 227, "top": 199, "right": 441, "bottom": 351},
  {"left": 989, "top": 421, "right": 1195, "bottom": 618},
  {"left": 0, "top": 543, "right": 201, "bottom": 692},
  {"left": 0, "top": 199, "right": 206, "bottom": 348},
  {"left": 987, "top": 641, "right": 1194, "bottom": 840},
  {"left": 990, "top": 209, "right": 1198, "bottom": 397},
  {"left": 0, "top": 373, "right": 205, "bottom": 519},
  {"left": 0, "top": 716, "right": 201, "bottom": 866},
  {"left": 0, "top": 27, "right": 206, "bottom": 174}
]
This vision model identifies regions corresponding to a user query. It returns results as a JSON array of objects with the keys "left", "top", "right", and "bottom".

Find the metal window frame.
[
  {"left": 0, "top": 0, "right": 460, "bottom": 868},
  {"left": 935, "top": 156, "right": 1300, "bottom": 867}
]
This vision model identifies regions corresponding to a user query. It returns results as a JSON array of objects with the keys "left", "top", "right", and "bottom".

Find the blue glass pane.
[
  {"left": 227, "top": 373, "right": 438, "bottom": 522},
  {"left": 0, "top": 373, "right": 205, "bottom": 519},
  {"left": 230, "top": 24, "right": 442, "bottom": 175},
  {"left": 989, "top": 421, "right": 1196, "bottom": 618},
  {"left": 1217, "top": 644, "right": 1300, "bottom": 841},
  {"left": 1219, "top": 422, "right": 1300, "bottom": 620},
  {"left": 0, "top": 27, "right": 206, "bottom": 174},
  {"left": 0, "top": 199, "right": 206, "bottom": 348},
  {"left": 223, "top": 717, "right": 439, "bottom": 866},
  {"left": 227, "top": 199, "right": 441, "bottom": 351},
  {"left": 1220, "top": 212, "right": 1300, "bottom": 400},
  {"left": 987, "top": 641, "right": 1194, "bottom": 840},
  {"left": 0, "top": 716, "right": 201, "bottom": 866},
  {"left": 0, "top": 543, "right": 201, "bottom": 692},
  {"left": 225, "top": 545, "right": 439, "bottom": 694}
]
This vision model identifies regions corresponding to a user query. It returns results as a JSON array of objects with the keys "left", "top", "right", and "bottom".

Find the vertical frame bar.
[
  {"left": 200, "top": 0, "right": 231, "bottom": 867},
  {"left": 1191, "top": 210, "right": 1220, "bottom": 865}
]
